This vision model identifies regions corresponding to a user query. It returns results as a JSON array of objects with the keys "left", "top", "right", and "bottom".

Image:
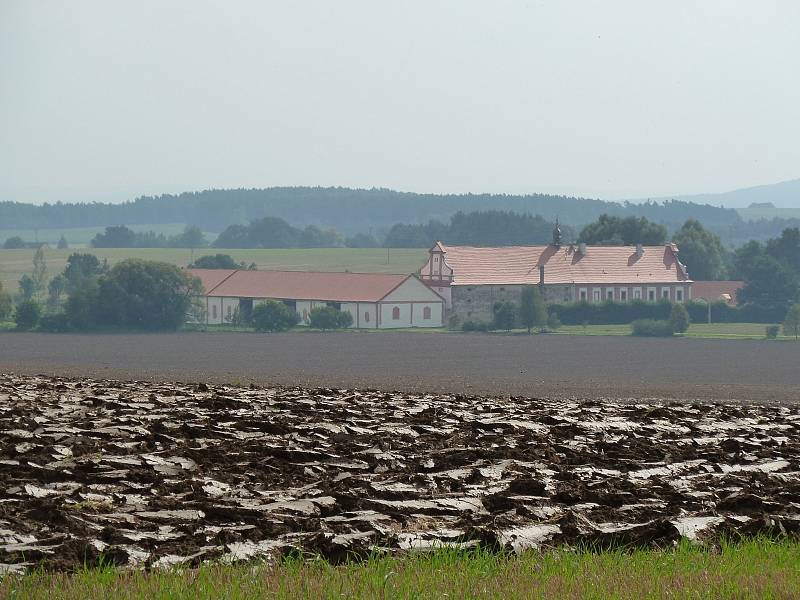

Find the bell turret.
[{"left": 552, "top": 218, "right": 562, "bottom": 247}]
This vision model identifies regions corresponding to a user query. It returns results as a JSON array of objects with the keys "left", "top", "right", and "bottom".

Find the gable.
[{"left": 381, "top": 276, "right": 444, "bottom": 302}]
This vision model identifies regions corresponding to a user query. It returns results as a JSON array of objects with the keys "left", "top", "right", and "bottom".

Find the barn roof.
[
  {"left": 188, "top": 269, "right": 421, "bottom": 302},
  {"left": 186, "top": 269, "right": 237, "bottom": 293},
  {"left": 691, "top": 280, "right": 744, "bottom": 305},
  {"left": 435, "top": 242, "right": 690, "bottom": 285}
]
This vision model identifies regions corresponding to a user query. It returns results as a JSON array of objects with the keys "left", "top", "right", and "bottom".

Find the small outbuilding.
[{"left": 188, "top": 269, "right": 445, "bottom": 328}]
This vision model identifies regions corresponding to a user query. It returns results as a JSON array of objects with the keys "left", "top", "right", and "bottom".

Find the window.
[
  {"left": 633, "top": 288, "right": 642, "bottom": 300},
  {"left": 676, "top": 288, "right": 684, "bottom": 302},
  {"left": 364, "top": 312, "right": 370, "bottom": 322},
  {"left": 620, "top": 289, "right": 628, "bottom": 301},
  {"left": 606, "top": 289, "right": 614, "bottom": 301},
  {"left": 434, "top": 256, "right": 439, "bottom": 263},
  {"left": 662, "top": 288, "right": 670, "bottom": 300},
  {"left": 212, "top": 305, "right": 217, "bottom": 319},
  {"left": 392, "top": 306, "right": 400, "bottom": 320},
  {"left": 592, "top": 289, "right": 601, "bottom": 302},
  {"left": 579, "top": 288, "right": 588, "bottom": 301},
  {"left": 226, "top": 305, "right": 232, "bottom": 318},
  {"left": 647, "top": 288, "right": 656, "bottom": 301},
  {"left": 302, "top": 309, "right": 308, "bottom": 322},
  {"left": 423, "top": 306, "right": 431, "bottom": 319}
]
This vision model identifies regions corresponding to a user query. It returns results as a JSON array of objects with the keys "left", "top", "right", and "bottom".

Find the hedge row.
[{"left": 548, "top": 299, "right": 787, "bottom": 325}]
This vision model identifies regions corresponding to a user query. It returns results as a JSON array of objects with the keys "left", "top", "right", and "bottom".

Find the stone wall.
[{"left": 451, "top": 283, "right": 691, "bottom": 323}]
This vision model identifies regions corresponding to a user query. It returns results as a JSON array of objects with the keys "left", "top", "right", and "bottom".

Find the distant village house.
[{"left": 189, "top": 269, "right": 444, "bottom": 328}]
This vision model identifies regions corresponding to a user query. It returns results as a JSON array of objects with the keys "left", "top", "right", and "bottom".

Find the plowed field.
[{"left": 1, "top": 374, "right": 799, "bottom": 572}]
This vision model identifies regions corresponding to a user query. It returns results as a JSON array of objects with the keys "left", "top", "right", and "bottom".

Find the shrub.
[
  {"left": 631, "top": 319, "right": 674, "bottom": 337},
  {"left": 765, "top": 325, "right": 780, "bottom": 340},
  {"left": 252, "top": 301, "right": 298, "bottom": 332},
  {"left": 549, "top": 299, "right": 671, "bottom": 325},
  {"left": 462, "top": 320, "right": 489, "bottom": 332},
  {"left": 784, "top": 304, "right": 800, "bottom": 340},
  {"left": 547, "top": 313, "right": 562, "bottom": 331},
  {"left": 670, "top": 303, "right": 690, "bottom": 334},
  {"left": 14, "top": 300, "right": 41, "bottom": 330},
  {"left": 0, "top": 283, "right": 12, "bottom": 321},
  {"left": 447, "top": 313, "right": 462, "bottom": 330},
  {"left": 309, "top": 306, "right": 353, "bottom": 330},
  {"left": 38, "top": 313, "right": 71, "bottom": 332},
  {"left": 491, "top": 301, "right": 517, "bottom": 331}
]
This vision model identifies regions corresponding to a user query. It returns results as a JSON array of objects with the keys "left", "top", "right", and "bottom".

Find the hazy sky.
[{"left": 2, "top": 1, "right": 798, "bottom": 204}]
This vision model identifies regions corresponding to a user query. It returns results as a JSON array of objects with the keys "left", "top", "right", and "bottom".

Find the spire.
[{"left": 552, "top": 217, "right": 562, "bottom": 247}]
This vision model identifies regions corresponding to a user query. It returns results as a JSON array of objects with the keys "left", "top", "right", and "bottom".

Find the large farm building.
[
  {"left": 419, "top": 239, "right": 693, "bottom": 322},
  {"left": 189, "top": 269, "right": 445, "bottom": 328}
]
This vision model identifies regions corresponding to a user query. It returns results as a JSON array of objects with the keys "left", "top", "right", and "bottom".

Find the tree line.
[{"left": 0, "top": 186, "right": 765, "bottom": 242}]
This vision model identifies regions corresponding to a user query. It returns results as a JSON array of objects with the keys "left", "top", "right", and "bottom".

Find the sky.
[{"left": 1, "top": 1, "right": 799, "bottom": 204}]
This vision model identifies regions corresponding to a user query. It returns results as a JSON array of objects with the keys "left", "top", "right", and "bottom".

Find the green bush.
[
  {"left": 462, "top": 320, "right": 489, "bottom": 332},
  {"left": 670, "top": 303, "right": 690, "bottom": 333},
  {"left": 0, "top": 283, "right": 12, "bottom": 321},
  {"left": 252, "top": 301, "right": 298, "bottom": 332},
  {"left": 550, "top": 299, "right": 788, "bottom": 326},
  {"left": 447, "top": 313, "right": 462, "bottom": 330},
  {"left": 547, "top": 313, "right": 562, "bottom": 331},
  {"left": 765, "top": 325, "right": 780, "bottom": 339},
  {"left": 308, "top": 306, "right": 353, "bottom": 330},
  {"left": 631, "top": 319, "right": 674, "bottom": 337},
  {"left": 491, "top": 301, "right": 517, "bottom": 331},
  {"left": 14, "top": 299, "right": 41, "bottom": 330},
  {"left": 38, "top": 313, "right": 72, "bottom": 332}
]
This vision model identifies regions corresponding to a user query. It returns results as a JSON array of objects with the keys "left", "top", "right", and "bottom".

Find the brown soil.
[
  {"left": 1, "top": 374, "right": 799, "bottom": 571},
  {"left": 1, "top": 331, "right": 799, "bottom": 403}
]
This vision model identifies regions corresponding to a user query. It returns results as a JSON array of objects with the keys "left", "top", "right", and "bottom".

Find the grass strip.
[{"left": 2, "top": 538, "right": 799, "bottom": 599}]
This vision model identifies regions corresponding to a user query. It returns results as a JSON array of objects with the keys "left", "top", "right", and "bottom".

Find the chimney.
[
  {"left": 635, "top": 243, "right": 644, "bottom": 257},
  {"left": 578, "top": 242, "right": 587, "bottom": 255},
  {"left": 539, "top": 265, "right": 545, "bottom": 285}
]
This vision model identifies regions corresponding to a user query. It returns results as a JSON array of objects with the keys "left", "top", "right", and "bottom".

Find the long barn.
[{"left": 189, "top": 269, "right": 445, "bottom": 329}]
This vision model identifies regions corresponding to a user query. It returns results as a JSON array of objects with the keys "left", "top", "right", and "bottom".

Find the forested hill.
[{"left": 1, "top": 187, "right": 740, "bottom": 235}]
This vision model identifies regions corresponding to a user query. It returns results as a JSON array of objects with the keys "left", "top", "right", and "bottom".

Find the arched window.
[
  {"left": 423, "top": 306, "right": 431, "bottom": 319},
  {"left": 392, "top": 306, "right": 400, "bottom": 320}
]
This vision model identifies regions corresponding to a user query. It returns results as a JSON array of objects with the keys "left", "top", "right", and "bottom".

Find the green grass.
[
  {"left": 0, "top": 223, "right": 202, "bottom": 247},
  {"left": 0, "top": 247, "right": 428, "bottom": 295},
  {"left": 553, "top": 322, "right": 793, "bottom": 340},
  {"left": 2, "top": 540, "right": 798, "bottom": 599}
]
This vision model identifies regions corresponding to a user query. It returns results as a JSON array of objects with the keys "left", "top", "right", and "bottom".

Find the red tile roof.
[
  {"left": 434, "top": 242, "right": 690, "bottom": 285},
  {"left": 691, "top": 281, "right": 744, "bottom": 305},
  {"left": 185, "top": 269, "right": 237, "bottom": 293},
  {"left": 188, "top": 269, "right": 414, "bottom": 302}
]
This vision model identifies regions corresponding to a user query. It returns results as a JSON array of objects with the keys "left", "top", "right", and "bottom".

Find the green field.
[
  {"left": 2, "top": 541, "right": 798, "bottom": 599},
  {"left": 0, "top": 247, "right": 429, "bottom": 295},
  {"left": 0, "top": 223, "right": 204, "bottom": 247},
  {"left": 554, "top": 322, "right": 790, "bottom": 340},
  {"left": 736, "top": 207, "right": 800, "bottom": 221}
]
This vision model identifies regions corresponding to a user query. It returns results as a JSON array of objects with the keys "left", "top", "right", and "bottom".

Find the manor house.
[{"left": 419, "top": 230, "right": 692, "bottom": 322}]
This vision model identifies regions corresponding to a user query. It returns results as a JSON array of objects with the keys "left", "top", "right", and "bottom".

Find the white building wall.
[{"left": 377, "top": 301, "right": 443, "bottom": 328}]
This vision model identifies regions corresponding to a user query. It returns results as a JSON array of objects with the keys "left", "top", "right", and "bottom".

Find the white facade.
[{"left": 200, "top": 274, "right": 444, "bottom": 329}]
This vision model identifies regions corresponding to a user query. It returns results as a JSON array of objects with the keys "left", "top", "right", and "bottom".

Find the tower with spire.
[{"left": 552, "top": 218, "right": 562, "bottom": 247}]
